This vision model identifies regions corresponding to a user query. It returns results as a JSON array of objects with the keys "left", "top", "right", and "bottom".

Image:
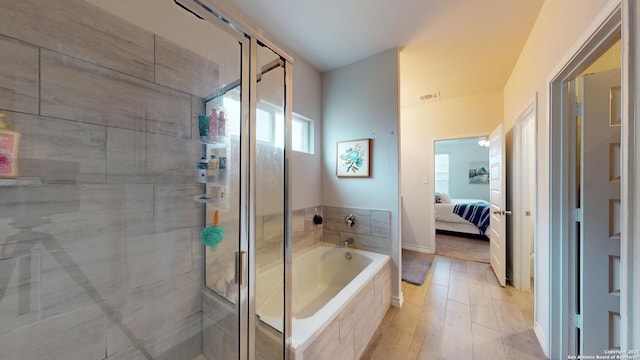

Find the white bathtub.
[{"left": 256, "top": 243, "right": 390, "bottom": 351}]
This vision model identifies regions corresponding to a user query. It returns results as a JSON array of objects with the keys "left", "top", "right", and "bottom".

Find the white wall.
[
  {"left": 502, "top": 0, "right": 613, "bottom": 356},
  {"left": 291, "top": 57, "right": 323, "bottom": 210},
  {"left": 435, "top": 139, "right": 490, "bottom": 201},
  {"left": 322, "top": 49, "right": 401, "bottom": 303},
  {"left": 400, "top": 90, "right": 502, "bottom": 252}
]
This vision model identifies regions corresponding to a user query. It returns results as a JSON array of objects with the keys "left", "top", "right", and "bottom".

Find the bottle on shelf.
[
  {"left": 209, "top": 108, "right": 218, "bottom": 142},
  {"left": 218, "top": 111, "right": 226, "bottom": 138},
  {"left": 197, "top": 156, "right": 208, "bottom": 184},
  {"left": 0, "top": 111, "right": 21, "bottom": 179},
  {"left": 209, "top": 154, "right": 218, "bottom": 170}
]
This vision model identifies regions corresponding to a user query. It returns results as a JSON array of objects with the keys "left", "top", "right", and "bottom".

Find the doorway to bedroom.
[{"left": 434, "top": 136, "right": 490, "bottom": 263}]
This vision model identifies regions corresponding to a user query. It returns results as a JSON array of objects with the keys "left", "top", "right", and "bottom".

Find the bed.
[{"left": 435, "top": 195, "right": 490, "bottom": 239}]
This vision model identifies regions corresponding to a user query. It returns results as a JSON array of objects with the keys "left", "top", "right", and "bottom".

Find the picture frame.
[
  {"left": 468, "top": 161, "right": 489, "bottom": 184},
  {"left": 336, "top": 138, "right": 371, "bottom": 177}
]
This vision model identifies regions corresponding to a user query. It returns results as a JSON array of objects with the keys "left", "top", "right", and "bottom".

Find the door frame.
[
  {"left": 512, "top": 95, "right": 538, "bottom": 291},
  {"left": 548, "top": 0, "right": 637, "bottom": 357},
  {"left": 429, "top": 133, "right": 492, "bottom": 255}
]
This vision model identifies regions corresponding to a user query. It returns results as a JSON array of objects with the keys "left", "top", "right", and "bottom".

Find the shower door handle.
[{"left": 236, "top": 251, "right": 247, "bottom": 287}]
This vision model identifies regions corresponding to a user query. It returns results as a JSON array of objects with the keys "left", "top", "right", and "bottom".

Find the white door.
[
  {"left": 489, "top": 123, "right": 508, "bottom": 287},
  {"left": 580, "top": 68, "right": 621, "bottom": 354}
]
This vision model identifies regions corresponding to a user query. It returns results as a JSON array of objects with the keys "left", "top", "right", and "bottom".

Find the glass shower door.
[
  {"left": 193, "top": 7, "right": 250, "bottom": 360},
  {"left": 253, "top": 42, "right": 288, "bottom": 360},
  {"left": 172, "top": 3, "right": 292, "bottom": 360}
]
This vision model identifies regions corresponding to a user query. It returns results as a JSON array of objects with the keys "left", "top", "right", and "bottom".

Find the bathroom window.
[
  {"left": 219, "top": 96, "right": 313, "bottom": 154},
  {"left": 292, "top": 113, "right": 314, "bottom": 154},
  {"left": 435, "top": 152, "right": 450, "bottom": 194}
]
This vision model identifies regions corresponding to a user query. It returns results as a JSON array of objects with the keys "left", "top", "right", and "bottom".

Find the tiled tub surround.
[
  {"left": 323, "top": 206, "right": 392, "bottom": 255},
  {"left": 290, "top": 246, "right": 391, "bottom": 359},
  {"left": 253, "top": 243, "right": 391, "bottom": 360},
  {"left": 0, "top": 0, "right": 222, "bottom": 358}
]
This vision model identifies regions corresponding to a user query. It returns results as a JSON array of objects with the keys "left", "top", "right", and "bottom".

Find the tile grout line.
[{"left": 488, "top": 276, "right": 511, "bottom": 360}]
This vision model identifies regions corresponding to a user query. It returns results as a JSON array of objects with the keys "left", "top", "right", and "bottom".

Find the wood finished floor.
[{"left": 361, "top": 256, "right": 547, "bottom": 360}]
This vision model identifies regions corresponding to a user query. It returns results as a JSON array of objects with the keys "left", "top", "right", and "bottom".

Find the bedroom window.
[{"left": 435, "top": 152, "right": 450, "bottom": 194}]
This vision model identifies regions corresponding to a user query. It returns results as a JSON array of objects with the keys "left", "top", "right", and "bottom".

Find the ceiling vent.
[{"left": 420, "top": 91, "right": 440, "bottom": 101}]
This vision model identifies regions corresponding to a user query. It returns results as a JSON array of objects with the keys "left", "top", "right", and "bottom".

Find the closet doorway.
[{"left": 433, "top": 136, "right": 490, "bottom": 263}]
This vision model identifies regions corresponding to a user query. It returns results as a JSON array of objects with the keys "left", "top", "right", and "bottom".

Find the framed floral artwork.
[{"left": 336, "top": 138, "right": 371, "bottom": 177}]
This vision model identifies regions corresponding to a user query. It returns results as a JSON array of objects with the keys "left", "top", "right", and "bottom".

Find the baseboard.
[
  {"left": 391, "top": 292, "right": 404, "bottom": 308},
  {"left": 533, "top": 321, "right": 548, "bottom": 358},
  {"left": 401, "top": 243, "right": 434, "bottom": 253}
]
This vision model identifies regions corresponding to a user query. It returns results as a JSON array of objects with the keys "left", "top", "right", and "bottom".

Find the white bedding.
[{"left": 435, "top": 198, "right": 489, "bottom": 224}]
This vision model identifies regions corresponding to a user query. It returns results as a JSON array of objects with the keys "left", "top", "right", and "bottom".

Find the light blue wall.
[
  {"left": 435, "top": 138, "right": 490, "bottom": 201},
  {"left": 292, "top": 57, "right": 323, "bottom": 210},
  {"left": 322, "top": 49, "right": 401, "bottom": 303}
]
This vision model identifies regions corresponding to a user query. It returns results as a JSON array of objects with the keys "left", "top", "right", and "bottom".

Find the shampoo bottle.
[
  {"left": 209, "top": 108, "right": 218, "bottom": 141},
  {"left": 0, "top": 111, "right": 20, "bottom": 179},
  {"left": 217, "top": 111, "right": 226, "bottom": 137},
  {"left": 197, "top": 156, "right": 208, "bottom": 184}
]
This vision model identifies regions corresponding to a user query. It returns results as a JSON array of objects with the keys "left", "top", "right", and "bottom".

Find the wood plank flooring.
[{"left": 361, "top": 255, "right": 547, "bottom": 360}]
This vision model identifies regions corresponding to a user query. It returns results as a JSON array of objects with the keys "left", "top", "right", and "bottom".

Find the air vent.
[{"left": 420, "top": 91, "right": 440, "bottom": 101}]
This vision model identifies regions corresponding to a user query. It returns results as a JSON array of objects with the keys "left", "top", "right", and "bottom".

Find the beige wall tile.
[
  {"left": 339, "top": 281, "right": 378, "bottom": 358},
  {"left": 256, "top": 320, "right": 284, "bottom": 360},
  {"left": 107, "top": 314, "right": 202, "bottom": 360},
  {"left": 107, "top": 272, "right": 201, "bottom": 357},
  {"left": 202, "top": 292, "right": 239, "bottom": 360},
  {"left": 322, "top": 228, "right": 341, "bottom": 245},
  {"left": 106, "top": 127, "right": 199, "bottom": 184},
  {"left": 0, "top": 254, "right": 40, "bottom": 337},
  {"left": 370, "top": 210, "right": 390, "bottom": 238},
  {"left": 293, "top": 232, "right": 315, "bottom": 253},
  {"left": 292, "top": 209, "right": 305, "bottom": 238},
  {"left": 191, "top": 227, "right": 204, "bottom": 271},
  {"left": 0, "top": 304, "right": 105, "bottom": 360},
  {"left": 0, "top": 36, "right": 38, "bottom": 114},
  {"left": 324, "top": 206, "right": 371, "bottom": 235},
  {"left": 0, "top": 184, "right": 154, "bottom": 250},
  {"left": 340, "top": 233, "right": 390, "bottom": 255},
  {"left": 191, "top": 96, "right": 204, "bottom": 140},
  {"left": 3, "top": 111, "right": 106, "bottom": 183},
  {"left": 0, "top": 0, "right": 154, "bottom": 80},
  {"left": 123, "top": 229, "right": 193, "bottom": 289},
  {"left": 155, "top": 36, "right": 220, "bottom": 98},
  {"left": 41, "top": 50, "right": 191, "bottom": 137},
  {"left": 153, "top": 184, "right": 202, "bottom": 233}
]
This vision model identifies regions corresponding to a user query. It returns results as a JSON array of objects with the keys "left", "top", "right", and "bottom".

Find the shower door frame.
[{"left": 174, "top": 1, "right": 293, "bottom": 359}]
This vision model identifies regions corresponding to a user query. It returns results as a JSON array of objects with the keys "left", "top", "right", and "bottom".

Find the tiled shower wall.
[{"left": 0, "top": 0, "right": 215, "bottom": 358}]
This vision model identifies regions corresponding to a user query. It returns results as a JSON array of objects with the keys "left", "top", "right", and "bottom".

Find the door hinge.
[
  {"left": 574, "top": 208, "right": 583, "bottom": 222},
  {"left": 572, "top": 313, "right": 583, "bottom": 329},
  {"left": 575, "top": 102, "right": 583, "bottom": 117}
]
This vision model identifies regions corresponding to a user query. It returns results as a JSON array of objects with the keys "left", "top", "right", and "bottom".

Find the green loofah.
[{"left": 201, "top": 226, "right": 224, "bottom": 250}]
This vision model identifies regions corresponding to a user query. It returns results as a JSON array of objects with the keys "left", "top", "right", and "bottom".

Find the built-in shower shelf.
[
  {"left": 199, "top": 137, "right": 228, "bottom": 149},
  {"left": 0, "top": 177, "right": 42, "bottom": 186}
]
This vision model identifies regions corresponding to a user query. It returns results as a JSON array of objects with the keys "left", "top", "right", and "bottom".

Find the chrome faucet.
[
  {"left": 344, "top": 238, "right": 354, "bottom": 260},
  {"left": 343, "top": 237, "right": 354, "bottom": 248}
]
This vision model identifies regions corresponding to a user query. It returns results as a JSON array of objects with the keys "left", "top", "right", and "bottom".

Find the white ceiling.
[{"left": 224, "top": 0, "right": 545, "bottom": 102}]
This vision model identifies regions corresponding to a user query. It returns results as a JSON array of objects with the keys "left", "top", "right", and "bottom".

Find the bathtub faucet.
[{"left": 343, "top": 237, "right": 354, "bottom": 248}]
